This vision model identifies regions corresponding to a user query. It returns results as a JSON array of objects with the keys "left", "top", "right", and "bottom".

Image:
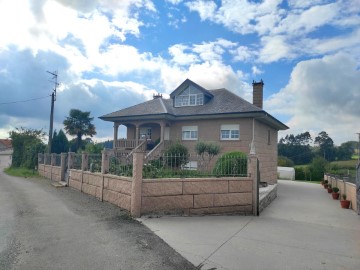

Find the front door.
[{"left": 139, "top": 127, "right": 152, "bottom": 139}]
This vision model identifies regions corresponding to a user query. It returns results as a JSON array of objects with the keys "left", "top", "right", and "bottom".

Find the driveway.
[
  {"left": 0, "top": 171, "right": 195, "bottom": 270},
  {"left": 140, "top": 180, "right": 360, "bottom": 270}
]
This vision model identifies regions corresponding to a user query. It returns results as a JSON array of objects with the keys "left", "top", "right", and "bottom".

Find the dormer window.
[{"left": 174, "top": 85, "right": 204, "bottom": 107}]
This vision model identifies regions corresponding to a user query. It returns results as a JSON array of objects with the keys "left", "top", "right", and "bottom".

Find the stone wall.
[
  {"left": 38, "top": 164, "right": 61, "bottom": 182},
  {"left": 142, "top": 177, "right": 253, "bottom": 215},
  {"left": 68, "top": 169, "right": 132, "bottom": 212},
  {"left": 324, "top": 174, "right": 357, "bottom": 212}
]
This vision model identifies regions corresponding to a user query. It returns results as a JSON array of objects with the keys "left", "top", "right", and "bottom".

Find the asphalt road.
[{"left": 0, "top": 171, "right": 195, "bottom": 270}]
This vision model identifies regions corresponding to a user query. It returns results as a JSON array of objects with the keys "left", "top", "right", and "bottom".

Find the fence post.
[
  {"left": 249, "top": 155, "right": 259, "bottom": 216},
  {"left": 60, "top": 153, "right": 67, "bottom": 182},
  {"left": 101, "top": 149, "right": 110, "bottom": 174},
  {"left": 131, "top": 150, "right": 144, "bottom": 218},
  {"left": 80, "top": 153, "right": 88, "bottom": 192}
]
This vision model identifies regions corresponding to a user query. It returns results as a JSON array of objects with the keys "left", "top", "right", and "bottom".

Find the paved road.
[
  {"left": 141, "top": 180, "right": 360, "bottom": 270},
  {"left": 0, "top": 171, "right": 195, "bottom": 270}
]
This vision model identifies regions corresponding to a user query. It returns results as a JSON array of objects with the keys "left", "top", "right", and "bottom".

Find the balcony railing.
[{"left": 115, "top": 139, "right": 145, "bottom": 149}]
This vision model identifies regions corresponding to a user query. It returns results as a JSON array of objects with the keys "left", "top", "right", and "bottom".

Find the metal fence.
[
  {"left": 326, "top": 173, "right": 356, "bottom": 184},
  {"left": 109, "top": 155, "right": 133, "bottom": 177},
  {"left": 54, "top": 154, "right": 61, "bottom": 167},
  {"left": 72, "top": 154, "right": 82, "bottom": 170},
  {"left": 143, "top": 153, "right": 248, "bottom": 179},
  {"left": 38, "top": 153, "right": 44, "bottom": 164},
  {"left": 45, "top": 154, "right": 51, "bottom": 165},
  {"left": 87, "top": 154, "right": 102, "bottom": 173}
]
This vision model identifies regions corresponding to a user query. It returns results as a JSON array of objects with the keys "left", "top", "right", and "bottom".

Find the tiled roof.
[
  {"left": 0, "top": 139, "right": 12, "bottom": 149},
  {"left": 100, "top": 88, "right": 261, "bottom": 119}
]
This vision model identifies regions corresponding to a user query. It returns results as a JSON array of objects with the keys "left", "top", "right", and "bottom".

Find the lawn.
[{"left": 4, "top": 167, "right": 40, "bottom": 178}]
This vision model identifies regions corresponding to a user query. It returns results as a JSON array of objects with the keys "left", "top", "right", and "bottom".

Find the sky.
[{"left": 0, "top": 0, "right": 359, "bottom": 146}]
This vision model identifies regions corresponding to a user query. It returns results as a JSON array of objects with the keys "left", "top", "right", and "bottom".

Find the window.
[
  {"left": 220, "top": 124, "right": 240, "bottom": 140},
  {"left": 182, "top": 126, "right": 198, "bottom": 140},
  {"left": 268, "top": 130, "right": 271, "bottom": 145},
  {"left": 175, "top": 86, "right": 204, "bottom": 107}
]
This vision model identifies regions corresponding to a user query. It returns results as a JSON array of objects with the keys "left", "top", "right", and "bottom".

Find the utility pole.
[{"left": 47, "top": 71, "right": 59, "bottom": 154}]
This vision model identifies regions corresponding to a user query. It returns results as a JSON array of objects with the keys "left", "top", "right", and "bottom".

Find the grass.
[{"left": 4, "top": 167, "right": 40, "bottom": 178}]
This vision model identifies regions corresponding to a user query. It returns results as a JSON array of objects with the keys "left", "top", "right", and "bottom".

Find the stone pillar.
[
  {"left": 68, "top": 152, "right": 74, "bottom": 169},
  {"left": 135, "top": 124, "right": 140, "bottom": 145},
  {"left": 51, "top": 154, "right": 56, "bottom": 166},
  {"left": 60, "top": 153, "right": 67, "bottom": 182},
  {"left": 113, "top": 123, "right": 119, "bottom": 149},
  {"left": 131, "top": 150, "right": 144, "bottom": 218},
  {"left": 160, "top": 122, "right": 165, "bottom": 142},
  {"left": 81, "top": 153, "right": 88, "bottom": 171},
  {"left": 249, "top": 155, "right": 259, "bottom": 216},
  {"left": 101, "top": 149, "right": 110, "bottom": 174}
]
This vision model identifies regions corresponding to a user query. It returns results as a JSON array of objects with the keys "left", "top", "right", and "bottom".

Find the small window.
[
  {"left": 220, "top": 124, "right": 240, "bottom": 140},
  {"left": 182, "top": 126, "right": 198, "bottom": 140}
]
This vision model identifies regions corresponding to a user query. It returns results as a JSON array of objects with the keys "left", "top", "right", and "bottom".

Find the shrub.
[
  {"left": 332, "top": 187, "right": 339, "bottom": 193},
  {"left": 213, "top": 151, "right": 247, "bottom": 176},
  {"left": 309, "top": 156, "right": 328, "bottom": 181},
  {"left": 164, "top": 142, "right": 189, "bottom": 168}
]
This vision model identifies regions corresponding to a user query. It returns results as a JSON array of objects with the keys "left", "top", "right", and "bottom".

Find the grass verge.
[{"left": 4, "top": 167, "right": 40, "bottom": 178}]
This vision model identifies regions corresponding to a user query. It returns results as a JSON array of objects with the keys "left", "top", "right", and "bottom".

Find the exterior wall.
[
  {"left": 254, "top": 121, "right": 278, "bottom": 184},
  {"left": 0, "top": 150, "right": 12, "bottom": 169},
  {"left": 324, "top": 174, "right": 357, "bottom": 212},
  {"left": 142, "top": 177, "right": 253, "bottom": 215},
  {"left": 169, "top": 118, "right": 253, "bottom": 155}
]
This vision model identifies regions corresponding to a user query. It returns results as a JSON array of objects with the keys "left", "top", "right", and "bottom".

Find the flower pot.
[
  {"left": 332, "top": 193, "right": 339, "bottom": 200},
  {"left": 340, "top": 200, "right": 350, "bottom": 209},
  {"left": 324, "top": 184, "right": 328, "bottom": 189},
  {"left": 327, "top": 188, "right": 332, "bottom": 193}
]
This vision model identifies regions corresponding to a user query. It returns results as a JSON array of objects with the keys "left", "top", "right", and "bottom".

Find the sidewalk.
[{"left": 139, "top": 180, "right": 360, "bottom": 270}]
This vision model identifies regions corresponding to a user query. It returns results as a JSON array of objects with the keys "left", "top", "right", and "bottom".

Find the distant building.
[{"left": 0, "top": 139, "right": 13, "bottom": 169}]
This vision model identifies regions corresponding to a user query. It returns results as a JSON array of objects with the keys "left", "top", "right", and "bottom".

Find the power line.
[{"left": 0, "top": 95, "right": 50, "bottom": 105}]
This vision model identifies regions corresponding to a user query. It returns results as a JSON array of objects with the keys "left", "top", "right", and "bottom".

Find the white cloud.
[
  {"left": 168, "top": 44, "right": 199, "bottom": 65},
  {"left": 252, "top": 66, "right": 263, "bottom": 76},
  {"left": 185, "top": 0, "right": 217, "bottom": 21},
  {"left": 258, "top": 35, "right": 294, "bottom": 63},
  {"left": 266, "top": 53, "right": 360, "bottom": 144},
  {"left": 231, "top": 46, "right": 257, "bottom": 62}
]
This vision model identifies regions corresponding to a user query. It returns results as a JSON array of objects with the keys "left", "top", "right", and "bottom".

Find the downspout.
[{"left": 250, "top": 118, "right": 256, "bottom": 155}]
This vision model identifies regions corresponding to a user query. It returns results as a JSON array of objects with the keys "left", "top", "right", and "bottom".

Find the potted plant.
[
  {"left": 321, "top": 179, "right": 325, "bottom": 186},
  {"left": 340, "top": 194, "right": 350, "bottom": 209},
  {"left": 332, "top": 187, "right": 340, "bottom": 200},
  {"left": 323, "top": 180, "right": 329, "bottom": 189},
  {"left": 327, "top": 184, "right": 333, "bottom": 193}
]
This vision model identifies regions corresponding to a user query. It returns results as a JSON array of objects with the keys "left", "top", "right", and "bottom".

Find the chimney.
[
  {"left": 252, "top": 79, "right": 264, "bottom": 109},
  {"left": 153, "top": 93, "right": 163, "bottom": 99}
]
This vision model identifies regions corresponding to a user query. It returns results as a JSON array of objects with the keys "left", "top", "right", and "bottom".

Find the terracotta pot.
[
  {"left": 327, "top": 188, "right": 332, "bottom": 193},
  {"left": 324, "top": 184, "right": 328, "bottom": 189},
  {"left": 340, "top": 200, "right": 350, "bottom": 209},
  {"left": 332, "top": 193, "right": 339, "bottom": 200}
]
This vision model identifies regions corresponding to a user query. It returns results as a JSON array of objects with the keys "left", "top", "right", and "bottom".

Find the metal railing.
[
  {"left": 143, "top": 153, "right": 248, "bottom": 179},
  {"left": 87, "top": 154, "right": 102, "bottom": 173}
]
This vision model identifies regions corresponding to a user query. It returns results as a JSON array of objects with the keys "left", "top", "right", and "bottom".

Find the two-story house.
[{"left": 99, "top": 79, "right": 288, "bottom": 184}]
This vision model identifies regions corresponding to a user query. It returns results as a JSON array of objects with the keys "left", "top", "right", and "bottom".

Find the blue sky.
[{"left": 0, "top": 0, "right": 359, "bottom": 145}]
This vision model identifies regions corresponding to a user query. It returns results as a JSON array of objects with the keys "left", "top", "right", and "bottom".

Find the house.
[
  {"left": 0, "top": 139, "right": 13, "bottom": 169},
  {"left": 99, "top": 79, "right": 288, "bottom": 184}
]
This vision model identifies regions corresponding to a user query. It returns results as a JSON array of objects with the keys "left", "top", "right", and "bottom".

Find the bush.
[
  {"left": 309, "top": 156, "right": 328, "bottom": 181},
  {"left": 164, "top": 142, "right": 189, "bottom": 168},
  {"left": 332, "top": 187, "right": 339, "bottom": 193},
  {"left": 295, "top": 166, "right": 311, "bottom": 180},
  {"left": 213, "top": 151, "right": 247, "bottom": 176},
  {"left": 278, "top": 156, "right": 294, "bottom": 167}
]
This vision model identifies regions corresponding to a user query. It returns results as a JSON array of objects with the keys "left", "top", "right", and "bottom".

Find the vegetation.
[
  {"left": 163, "top": 142, "right": 189, "bottom": 168},
  {"left": 278, "top": 156, "right": 294, "bottom": 167},
  {"left": 9, "top": 127, "right": 46, "bottom": 169},
  {"left": 63, "top": 109, "right": 96, "bottom": 152},
  {"left": 4, "top": 167, "right": 40, "bottom": 178},
  {"left": 51, "top": 129, "right": 69, "bottom": 153},
  {"left": 195, "top": 141, "right": 220, "bottom": 171},
  {"left": 213, "top": 151, "right": 247, "bottom": 176}
]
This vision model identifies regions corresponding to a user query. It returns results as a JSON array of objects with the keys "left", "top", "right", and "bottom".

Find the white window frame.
[
  {"left": 220, "top": 124, "right": 240, "bottom": 140},
  {"left": 182, "top": 126, "right": 198, "bottom": 140}
]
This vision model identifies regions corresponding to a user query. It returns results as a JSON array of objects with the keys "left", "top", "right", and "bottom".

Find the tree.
[
  {"left": 195, "top": 141, "right": 220, "bottom": 171},
  {"left": 63, "top": 109, "right": 96, "bottom": 152},
  {"left": 314, "top": 131, "right": 335, "bottom": 161},
  {"left": 278, "top": 132, "right": 314, "bottom": 165},
  {"left": 51, "top": 129, "right": 69, "bottom": 154},
  {"left": 335, "top": 141, "right": 356, "bottom": 160},
  {"left": 9, "top": 127, "right": 46, "bottom": 168}
]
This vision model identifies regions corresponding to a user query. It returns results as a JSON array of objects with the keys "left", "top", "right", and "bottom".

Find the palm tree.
[{"left": 63, "top": 109, "right": 96, "bottom": 151}]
